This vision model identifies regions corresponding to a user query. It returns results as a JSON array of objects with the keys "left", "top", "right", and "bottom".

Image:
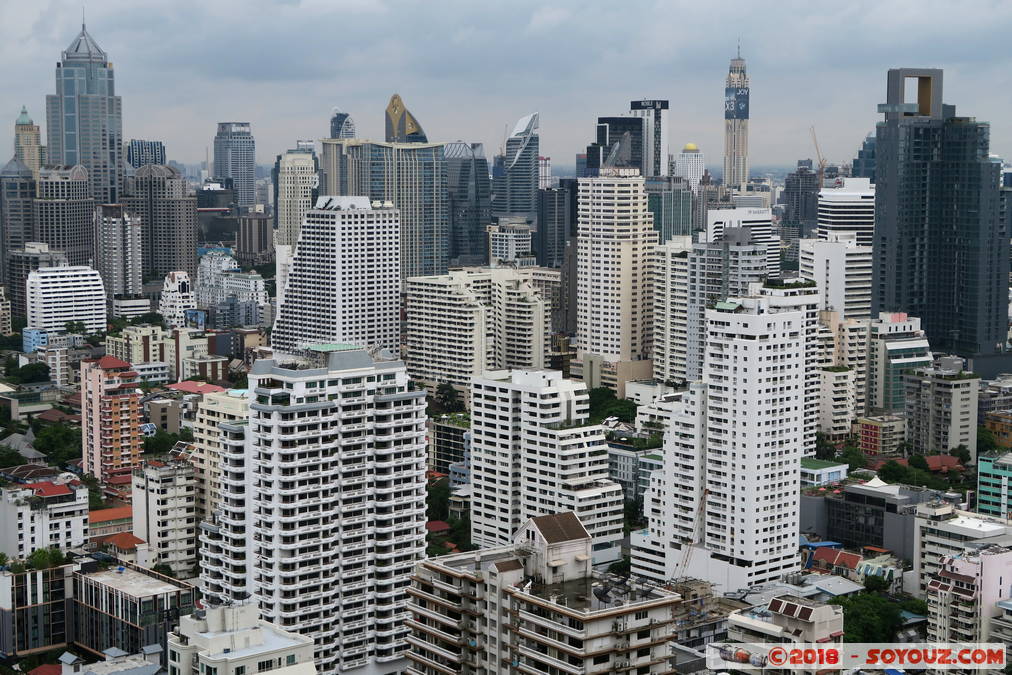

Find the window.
[
  {"left": 285, "top": 656, "right": 296, "bottom": 666},
  {"left": 634, "top": 610, "right": 648, "bottom": 620},
  {"left": 235, "top": 668, "right": 245, "bottom": 675}
]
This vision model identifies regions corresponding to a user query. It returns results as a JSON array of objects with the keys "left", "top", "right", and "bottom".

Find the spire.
[
  {"left": 63, "top": 19, "right": 106, "bottom": 61},
  {"left": 737, "top": 37, "right": 741, "bottom": 59}
]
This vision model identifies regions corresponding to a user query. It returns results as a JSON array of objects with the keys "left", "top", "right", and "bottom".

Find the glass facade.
[{"left": 445, "top": 142, "right": 491, "bottom": 266}]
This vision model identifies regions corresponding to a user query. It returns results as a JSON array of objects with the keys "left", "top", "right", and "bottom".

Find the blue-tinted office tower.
[
  {"left": 445, "top": 142, "right": 491, "bottom": 266},
  {"left": 536, "top": 185, "right": 571, "bottom": 268},
  {"left": 329, "top": 108, "right": 356, "bottom": 139},
  {"left": 127, "top": 140, "right": 166, "bottom": 169},
  {"left": 320, "top": 139, "right": 448, "bottom": 278},
  {"left": 213, "top": 123, "right": 256, "bottom": 208},
  {"left": 873, "top": 68, "right": 1008, "bottom": 359},
  {"left": 645, "top": 176, "right": 693, "bottom": 243},
  {"left": 46, "top": 22, "right": 123, "bottom": 203},
  {"left": 852, "top": 133, "right": 876, "bottom": 183},
  {"left": 492, "top": 113, "right": 539, "bottom": 223}
]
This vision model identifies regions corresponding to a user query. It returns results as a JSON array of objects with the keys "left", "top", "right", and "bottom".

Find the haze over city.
[{"left": 3, "top": 0, "right": 1012, "bottom": 168}]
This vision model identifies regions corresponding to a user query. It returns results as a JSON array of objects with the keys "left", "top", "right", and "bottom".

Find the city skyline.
[{"left": 2, "top": 1, "right": 1011, "bottom": 170}]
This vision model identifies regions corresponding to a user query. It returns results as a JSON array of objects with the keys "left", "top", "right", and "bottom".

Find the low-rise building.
[
  {"left": 857, "top": 415, "right": 906, "bottom": 456},
  {"left": 799, "top": 458, "right": 848, "bottom": 487},
  {"left": 168, "top": 602, "right": 316, "bottom": 675},
  {"left": 978, "top": 452, "right": 1012, "bottom": 519},
  {"left": 131, "top": 459, "right": 198, "bottom": 577},
  {"left": 87, "top": 505, "right": 133, "bottom": 543},
  {"left": 428, "top": 413, "right": 469, "bottom": 475},
  {"left": 0, "top": 480, "right": 88, "bottom": 559},
  {"left": 406, "top": 512, "right": 683, "bottom": 675}
]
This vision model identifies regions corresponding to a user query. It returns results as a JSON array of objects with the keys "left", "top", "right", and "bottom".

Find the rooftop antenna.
[
  {"left": 82, "top": 4, "right": 86, "bottom": 30},
  {"left": 736, "top": 37, "right": 740, "bottom": 59}
]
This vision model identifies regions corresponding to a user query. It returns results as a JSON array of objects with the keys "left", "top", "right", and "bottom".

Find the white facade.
[
  {"left": 912, "top": 502, "right": 1010, "bottom": 597},
  {"left": 707, "top": 207, "right": 780, "bottom": 273},
  {"left": 0, "top": 481, "right": 88, "bottom": 559},
  {"left": 271, "top": 197, "right": 400, "bottom": 353},
  {"left": 405, "top": 267, "right": 550, "bottom": 391},
  {"left": 195, "top": 251, "right": 240, "bottom": 307},
  {"left": 469, "top": 369, "right": 624, "bottom": 565},
  {"left": 275, "top": 147, "right": 319, "bottom": 249},
  {"left": 672, "top": 143, "right": 705, "bottom": 192},
  {"left": 799, "top": 231, "right": 873, "bottom": 320},
  {"left": 169, "top": 602, "right": 317, "bottom": 675},
  {"left": 486, "top": 218, "right": 534, "bottom": 265},
  {"left": 42, "top": 346, "right": 70, "bottom": 386},
  {"left": 574, "top": 169, "right": 657, "bottom": 392},
  {"left": 94, "top": 204, "right": 142, "bottom": 297},
  {"left": 26, "top": 265, "right": 107, "bottom": 333},
  {"left": 905, "top": 357, "right": 980, "bottom": 458},
  {"left": 633, "top": 282, "right": 819, "bottom": 589},
  {"left": 190, "top": 389, "right": 249, "bottom": 519},
  {"left": 652, "top": 236, "right": 692, "bottom": 385},
  {"left": 817, "top": 177, "right": 875, "bottom": 247},
  {"left": 132, "top": 459, "right": 198, "bottom": 576},
  {"left": 158, "top": 271, "right": 197, "bottom": 328},
  {"left": 927, "top": 546, "right": 1012, "bottom": 650},
  {"left": 629, "top": 100, "right": 670, "bottom": 177},
  {"left": 200, "top": 346, "right": 427, "bottom": 674},
  {"left": 727, "top": 596, "right": 844, "bottom": 675},
  {"left": 867, "top": 312, "right": 933, "bottom": 414},
  {"left": 111, "top": 296, "right": 152, "bottom": 319}
]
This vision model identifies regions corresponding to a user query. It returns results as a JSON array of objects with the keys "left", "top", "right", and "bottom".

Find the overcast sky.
[{"left": 2, "top": 0, "right": 1011, "bottom": 171}]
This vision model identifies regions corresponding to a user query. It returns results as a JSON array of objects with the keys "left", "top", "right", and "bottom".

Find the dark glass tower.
[
  {"left": 445, "top": 142, "right": 491, "bottom": 266},
  {"left": 329, "top": 108, "right": 356, "bottom": 139},
  {"left": 46, "top": 23, "right": 123, "bottom": 203},
  {"left": 873, "top": 68, "right": 1007, "bottom": 358},
  {"left": 492, "top": 113, "right": 539, "bottom": 223},
  {"left": 852, "top": 133, "right": 877, "bottom": 183},
  {"left": 585, "top": 117, "right": 644, "bottom": 176}
]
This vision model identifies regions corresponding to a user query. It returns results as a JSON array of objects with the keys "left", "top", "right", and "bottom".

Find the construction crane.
[
  {"left": 674, "top": 488, "right": 709, "bottom": 580},
  {"left": 810, "top": 126, "right": 827, "bottom": 187}
]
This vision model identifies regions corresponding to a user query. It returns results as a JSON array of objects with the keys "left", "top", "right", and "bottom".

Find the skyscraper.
[
  {"left": 672, "top": 142, "right": 705, "bottom": 192},
  {"left": 444, "top": 141, "right": 491, "bottom": 266},
  {"left": 6, "top": 242, "right": 67, "bottom": 320},
  {"left": 0, "top": 157, "right": 35, "bottom": 279},
  {"left": 126, "top": 139, "right": 166, "bottom": 168},
  {"left": 94, "top": 204, "right": 142, "bottom": 298},
  {"left": 492, "top": 113, "right": 540, "bottom": 224},
  {"left": 212, "top": 123, "right": 256, "bottom": 207},
  {"left": 125, "top": 165, "right": 198, "bottom": 278},
  {"left": 272, "top": 144, "right": 318, "bottom": 248},
  {"left": 535, "top": 184, "right": 570, "bottom": 268},
  {"left": 572, "top": 169, "right": 657, "bottom": 396},
  {"left": 706, "top": 207, "right": 780, "bottom": 272},
  {"left": 46, "top": 23, "right": 123, "bottom": 203},
  {"left": 852, "top": 133, "right": 877, "bottom": 183},
  {"left": 645, "top": 175, "right": 693, "bottom": 243},
  {"left": 320, "top": 139, "right": 448, "bottom": 278},
  {"left": 723, "top": 49, "right": 750, "bottom": 190},
  {"left": 584, "top": 115, "right": 644, "bottom": 176},
  {"left": 873, "top": 68, "right": 1008, "bottom": 358},
  {"left": 384, "top": 93, "right": 427, "bottom": 143},
  {"left": 328, "top": 108, "right": 356, "bottom": 139},
  {"left": 272, "top": 197, "right": 401, "bottom": 352},
  {"left": 781, "top": 160, "right": 820, "bottom": 228},
  {"left": 629, "top": 99, "right": 670, "bottom": 177},
  {"left": 13, "top": 107, "right": 43, "bottom": 180},
  {"left": 33, "top": 165, "right": 95, "bottom": 267},
  {"left": 817, "top": 177, "right": 875, "bottom": 246}
]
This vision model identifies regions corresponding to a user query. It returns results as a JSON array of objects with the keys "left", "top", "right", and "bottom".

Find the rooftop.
[
  {"left": 166, "top": 381, "right": 226, "bottom": 395},
  {"left": 82, "top": 566, "right": 188, "bottom": 598},
  {"left": 523, "top": 574, "right": 674, "bottom": 613},
  {"left": 801, "top": 458, "right": 849, "bottom": 471}
]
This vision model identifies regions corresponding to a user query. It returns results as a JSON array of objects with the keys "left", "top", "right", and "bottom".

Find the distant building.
[
  {"left": 0, "top": 157, "right": 36, "bottom": 281},
  {"left": 428, "top": 413, "right": 469, "bottom": 475},
  {"left": 26, "top": 265, "right": 106, "bottom": 333},
  {"left": 272, "top": 144, "right": 318, "bottom": 248},
  {"left": 328, "top": 108, "right": 356, "bottom": 139},
  {"left": 817, "top": 177, "right": 875, "bottom": 247},
  {"left": 126, "top": 140, "right": 166, "bottom": 169},
  {"left": 486, "top": 217, "right": 533, "bottom": 265},
  {"left": 904, "top": 356, "right": 980, "bottom": 458},
  {"left": 723, "top": 50, "right": 750, "bottom": 189},
  {"left": 13, "top": 106, "right": 43, "bottom": 180},
  {"left": 645, "top": 175, "right": 693, "bottom": 243},
  {"left": 235, "top": 212, "right": 273, "bottom": 266},
  {"left": 158, "top": 271, "right": 196, "bottom": 328},
  {"left": 857, "top": 414, "right": 906, "bottom": 456},
  {"left": 384, "top": 93, "right": 427, "bottom": 143},
  {"left": 781, "top": 160, "right": 820, "bottom": 227},
  {"left": 852, "top": 132, "right": 876, "bottom": 183},
  {"left": 124, "top": 164, "right": 198, "bottom": 279},
  {"left": 707, "top": 207, "right": 779, "bottom": 272},
  {"left": 534, "top": 184, "right": 570, "bottom": 268},
  {"left": 492, "top": 113, "right": 539, "bottom": 224},
  {"left": 213, "top": 123, "right": 256, "bottom": 208},
  {"left": 94, "top": 204, "right": 142, "bottom": 298},
  {"left": 800, "top": 232, "right": 873, "bottom": 320},
  {"left": 629, "top": 99, "right": 670, "bottom": 177},
  {"left": 866, "top": 312, "right": 932, "bottom": 414},
  {"left": 672, "top": 142, "right": 705, "bottom": 191},
  {"left": 34, "top": 166, "right": 95, "bottom": 267},
  {"left": 445, "top": 141, "right": 491, "bottom": 266}
]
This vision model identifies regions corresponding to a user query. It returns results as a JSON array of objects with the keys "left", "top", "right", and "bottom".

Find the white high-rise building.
[
  {"left": 132, "top": 458, "right": 198, "bottom": 576},
  {"left": 199, "top": 345, "right": 427, "bottom": 674},
  {"left": 486, "top": 217, "right": 534, "bottom": 265},
  {"left": 707, "top": 207, "right": 779, "bottom": 273},
  {"left": 26, "top": 265, "right": 107, "bottom": 333},
  {"left": 629, "top": 99, "right": 670, "bottom": 177},
  {"left": 94, "top": 204, "right": 142, "bottom": 298},
  {"left": 817, "top": 177, "right": 875, "bottom": 247},
  {"left": 272, "top": 197, "right": 400, "bottom": 353},
  {"left": 633, "top": 281, "right": 820, "bottom": 589},
  {"left": 405, "top": 267, "right": 550, "bottom": 391},
  {"left": 195, "top": 251, "right": 240, "bottom": 307},
  {"left": 652, "top": 236, "right": 693, "bottom": 385},
  {"left": 469, "top": 369, "right": 625, "bottom": 565},
  {"left": 817, "top": 310, "right": 872, "bottom": 438},
  {"left": 684, "top": 230, "right": 769, "bottom": 381},
  {"left": 799, "top": 231, "right": 873, "bottom": 320},
  {"left": 158, "top": 271, "right": 196, "bottom": 328},
  {"left": 274, "top": 145, "right": 319, "bottom": 249},
  {"left": 672, "top": 142, "right": 705, "bottom": 192},
  {"left": 572, "top": 168, "right": 657, "bottom": 396}
]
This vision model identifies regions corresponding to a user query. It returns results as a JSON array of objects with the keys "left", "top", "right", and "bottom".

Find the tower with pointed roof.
[
  {"left": 45, "top": 22, "right": 123, "bottom": 203},
  {"left": 384, "top": 94, "right": 427, "bottom": 143},
  {"left": 722, "top": 47, "right": 750, "bottom": 190},
  {"left": 491, "top": 112, "right": 540, "bottom": 223},
  {"left": 13, "top": 106, "right": 44, "bottom": 180}
]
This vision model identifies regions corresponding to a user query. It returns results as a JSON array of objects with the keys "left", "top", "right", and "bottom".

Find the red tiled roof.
[
  {"left": 102, "top": 532, "right": 144, "bottom": 550},
  {"left": 869, "top": 455, "right": 964, "bottom": 473},
  {"left": 29, "top": 665, "right": 61, "bottom": 675},
  {"left": 96, "top": 355, "right": 132, "bottom": 369},
  {"left": 167, "top": 381, "right": 226, "bottom": 395},
  {"left": 36, "top": 408, "right": 72, "bottom": 423},
  {"left": 425, "top": 520, "right": 451, "bottom": 533},
  {"left": 89, "top": 505, "right": 132, "bottom": 523},
  {"left": 105, "top": 474, "right": 132, "bottom": 485},
  {"left": 17, "top": 481, "right": 72, "bottom": 497},
  {"left": 813, "top": 547, "right": 862, "bottom": 570}
]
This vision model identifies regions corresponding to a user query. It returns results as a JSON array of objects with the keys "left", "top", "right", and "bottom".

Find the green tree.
[
  {"left": 839, "top": 445, "right": 867, "bottom": 472},
  {"left": 950, "top": 444, "right": 971, "bottom": 464},
  {"left": 80, "top": 474, "right": 105, "bottom": 510},
  {"left": 131, "top": 312, "right": 164, "bottom": 326},
  {"left": 64, "top": 321, "right": 87, "bottom": 335},
  {"left": 608, "top": 556, "right": 632, "bottom": 575},
  {"left": 3, "top": 355, "right": 18, "bottom": 378},
  {"left": 434, "top": 383, "right": 464, "bottom": 413},
  {"left": 426, "top": 478, "right": 450, "bottom": 521},
  {"left": 877, "top": 460, "right": 908, "bottom": 483},
  {"left": 587, "top": 387, "right": 637, "bottom": 424},
  {"left": 908, "top": 454, "right": 929, "bottom": 471},
  {"left": 815, "top": 432, "right": 837, "bottom": 460},
  {"left": 978, "top": 426, "right": 999, "bottom": 456},
  {"left": 35, "top": 424, "right": 82, "bottom": 467},
  {"left": 863, "top": 575, "right": 890, "bottom": 592},
  {"left": 151, "top": 562, "right": 175, "bottom": 578},
  {"left": 830, "top": 592, "right": 903, "bottom": 642},
  {"left": 0, "top": 445, "right": 24, "bottom": 467},
  {"left": 143, "top": 429, "right": 185, "bottom": 455},
  {"left": 17, "top": 362, "right": 50, "bottom": 383}
]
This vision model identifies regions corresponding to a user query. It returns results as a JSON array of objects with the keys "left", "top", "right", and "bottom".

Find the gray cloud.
[{"left": 2, "top": 0, "right": 1011, "bottom": 170}]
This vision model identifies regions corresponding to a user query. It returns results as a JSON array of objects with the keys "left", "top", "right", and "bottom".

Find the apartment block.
[{"left": 132, "top": 459, "right": 198, "bottom": 576}]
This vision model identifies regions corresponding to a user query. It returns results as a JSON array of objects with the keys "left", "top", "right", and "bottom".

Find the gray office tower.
[
  {"left": 536, "top": 185, "right": 571, "bottom": 268},
  {"left": 125, "top": 165, "right": 198, "bottom": 278},
  {"left": 320, "top": 139, "right": 448, "bottom": 278},
  {"left": 33, "top": 166, "right": 95, "bottom": 267},
  {"left": 873, "top": 68, "right": 1008, "bottom": 361},
  {"left": 0, "top": 158, "right": 35, "bottom": 279},
  {"left": 491, "top": 113, "right": 539, "bottom": 223},
  {"left": 329, "top": 108, "right": 356, "bottom": 139},
  {"left": 645, "top": 176, "right": 693, "bottom": 243},
  {"left": 852, "top": 133, "right": 876, "bottom": 183},
  {"left": 445, "top": 142, "right": 491, "bottom": 266},
  {"left": 781, "top": 160, "right": 820, "bottom": 229},
  {"left": 126, "top": 140, "right": 166, "bottom": 168},
  {"left": 46, "top": 23, "right": 123, "bottom": 203},
  {"left": 213, "top": 123, "right": 256, "bottom": 208}
]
